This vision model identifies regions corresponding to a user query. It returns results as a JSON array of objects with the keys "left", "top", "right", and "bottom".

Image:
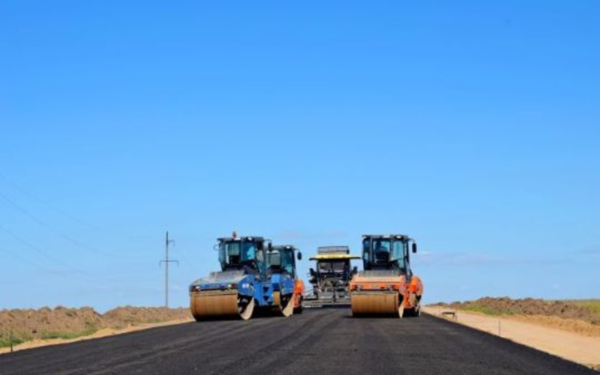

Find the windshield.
[
  {"left": 266, "top": 249, "right": 294, "bottom": 275},
  {"left": 266, "top": 251, "right": 281, "bottom": 267},
  {"left": 372, "top": 239, "right": 392, "bottom": 264},
  {"left": 391, "top": 240, "right": 407, "bottom": 265},
  {"left": 219, "top": 240, "right": 257, "bottom": 267},
  {"left": 318, "top": 261, "right": 347, "bottom": 274},
  {"left": 362, "top": 238, "right": 408, "bottom": 269}
]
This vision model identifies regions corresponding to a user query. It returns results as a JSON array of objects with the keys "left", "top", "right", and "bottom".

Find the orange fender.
[
  {"left": 294, "top": 279, "right": 305, "bottom": 295},
  {"left": 410, "top": 276, "right": 423, "bottom": 296},
  {"left": 293, "top": 280, "right": 304, "bottom": 308}
]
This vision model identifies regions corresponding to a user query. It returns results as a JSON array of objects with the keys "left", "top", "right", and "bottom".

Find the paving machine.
[
  {"left": 189, "top": 235, "right": 301, "bottom": 321},
  {"left": 350, "top": 234, "right": 423, "bottom": 318},
  {"left": 305, "top": 246, "right": 361, "bottom": 307}
]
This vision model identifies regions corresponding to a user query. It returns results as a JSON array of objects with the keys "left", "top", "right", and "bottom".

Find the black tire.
[
  {"left": 294, "top": 297, "right": 304, "bottom": 314},
  {"left": 406, "top": 306, "right": 421, "bottom": 318}
]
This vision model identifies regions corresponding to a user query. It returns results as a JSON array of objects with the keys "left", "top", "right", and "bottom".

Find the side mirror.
[
  {"left": 352, "top": 266, "right": 358, "bottom": 274},
  {"left": 267, "top": 242, "right": 272, "bottom": 251},
  {"left": 297, "top": 251, "right": 303, "bottom": 261},
  {"left": 412, "top": 243, "right": 417, "bottom": 254}
]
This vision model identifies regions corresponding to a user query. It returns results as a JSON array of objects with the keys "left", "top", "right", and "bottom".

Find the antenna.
[{"left": 159, "top": 231, "right": 179, "bottom": 308}]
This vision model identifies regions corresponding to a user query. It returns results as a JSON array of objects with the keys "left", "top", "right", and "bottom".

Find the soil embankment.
[
  {"left": 0, "top": 306, "right": 192, "bottom": 350},
  {"left": 436, "top": 297, "right": 600, "bottom": 324},
  {"left": 432, "top": 297, "right": 600, "bottom": 337}
]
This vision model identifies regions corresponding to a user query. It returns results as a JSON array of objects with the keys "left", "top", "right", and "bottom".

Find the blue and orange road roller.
[{"left": 189, "top": 234, "right": 303, "bottom": 321}]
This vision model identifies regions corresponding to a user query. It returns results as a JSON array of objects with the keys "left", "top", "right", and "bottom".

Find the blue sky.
[{"left": 1, "top": 1, "right": 598, "bottom": 311}]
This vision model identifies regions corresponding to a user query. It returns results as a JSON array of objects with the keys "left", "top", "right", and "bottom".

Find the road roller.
[
  {"left": 350, "top": 234, "right": 423, "bottom": 318},
  {"left": 189, "top": 234, "right": 301, "bottom": 321},
  {"left": 266, "top": 245, "right": 304, "bottom": 315}
]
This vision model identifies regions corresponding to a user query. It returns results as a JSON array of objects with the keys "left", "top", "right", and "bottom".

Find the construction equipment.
[
  {"left": 305, "top": 246, "right": 361, "bottom": 307},
  {"left": 350, "top": 234, "right": 423, "bottom": 318},
  {"left": 189, "top": 234, "right": 301, "bottom": 321},
  {"left": 267, "top": 245, "right": 304, "bottom": 314}
]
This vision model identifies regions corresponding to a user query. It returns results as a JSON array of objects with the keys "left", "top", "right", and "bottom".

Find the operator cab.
[
  {"left": 266, "top": 245, "right": 302, "bottom": 278},
  {"left": 362, "top": 234, "right": 417, "bottom": 274},
  {"left": 318, "top": 260, "right": 349, "bottom": 277},
  {"left": 312, "top": 259, "right": 353, "bottom": 281},
  {"left": 218, "top": 236, "right": 268, "bottom": 272}
]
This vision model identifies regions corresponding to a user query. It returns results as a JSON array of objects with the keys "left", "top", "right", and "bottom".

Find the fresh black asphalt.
[{"left": 0, "top": 308, "right": 597, "bottom": 375}]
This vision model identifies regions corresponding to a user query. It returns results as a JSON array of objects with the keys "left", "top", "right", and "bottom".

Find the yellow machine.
[{"left": 306, "top": 246, "right": 361, "bottom": 306}]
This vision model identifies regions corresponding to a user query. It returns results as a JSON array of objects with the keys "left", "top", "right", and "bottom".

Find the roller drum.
[
  {"left": 351, "top": 293, "right": 399, "bottom": 316},
  {"left": 272, "top": 291, "right": 294, "bottom": 317},
  {"left": 190, "top": 292, "right": 255, "bottom": 321}
]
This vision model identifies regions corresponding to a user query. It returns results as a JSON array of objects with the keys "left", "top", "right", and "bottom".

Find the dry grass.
[
  {"left": 565, "top": 300, "right": 600, "bottom": 315},
  {"left": 0, "top": 306, "right": 191, "bottom": 348},
  {"left": 432, "top": 297, "right": 600, "bottom": 325}
]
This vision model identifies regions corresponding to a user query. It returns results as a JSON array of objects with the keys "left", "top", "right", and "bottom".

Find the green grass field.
[
  {"left": 40, "top": 328, "right": 98, "bottom": 341},
  {"left": 0, "top": 337, "right": 25, "bottom": 349}
]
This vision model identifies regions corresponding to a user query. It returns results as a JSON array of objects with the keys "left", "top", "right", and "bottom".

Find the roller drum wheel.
[
  {"left": 190, "top": 293, "right": 255, "bottom": 321},
  {"left": 351, "top": 293, "right": 399, "bottom": 316},
  {"left": 273, "top": 291, "right": 294, "bottom": 317}
]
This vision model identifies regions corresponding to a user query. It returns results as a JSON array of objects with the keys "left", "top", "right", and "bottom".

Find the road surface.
[{"left": 0, "top": 308, "right": 597, "bottom": 375}]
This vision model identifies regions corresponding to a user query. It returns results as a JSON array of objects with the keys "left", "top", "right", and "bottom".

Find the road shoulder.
[
  {"left": 423, "top": 306, "right": 600, "bottom": 371},
  {"left": 0, "top": 319, "right": 192, "bottom": 355}
]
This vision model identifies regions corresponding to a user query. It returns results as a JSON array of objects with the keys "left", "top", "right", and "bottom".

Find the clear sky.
[{"left": 1, "top": 1, "right": 598, "bottom": 312}]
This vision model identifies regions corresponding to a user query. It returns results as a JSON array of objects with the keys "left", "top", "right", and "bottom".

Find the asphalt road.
[{"left": 0, "top": 308, "right": 597, "bottom": 375}]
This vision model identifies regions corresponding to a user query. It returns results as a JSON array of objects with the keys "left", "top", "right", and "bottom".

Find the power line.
[
  {"left": 0, "top": 173, "right": 101, "bottom": 230},
  {"left": 0, "top": 191, "right": 126, "bottom": 258},
  {"left": 0, "top": 173, "right": 160, "bottom": 243},
  {"left": 0, "top": 243, "right": 114, "bottom": 284},
  {"left": 0, "top": 224, "right": 112, "bottom": 283},
  {"left": 0, "top": 223, "right": 72, "bottom": 266},
  {"left": 0, "top": 245, "right": 52, "bottom": 271}
]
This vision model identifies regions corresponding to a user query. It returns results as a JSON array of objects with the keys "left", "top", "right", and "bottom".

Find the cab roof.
[
  {"left": 362, "top": 234, "right": 409, "bottom": 240},
  {"left": 218, "top": 236, "right": 265, "bottom": 242},
  {"left": 271, "top": 245, "right": 297, "bottom": 251},
  {"left": 317, "top": 246, "right": 350, "bottom": 254},
  {"left": 310, "top": 254, "right": 361, "bottom": 261}
]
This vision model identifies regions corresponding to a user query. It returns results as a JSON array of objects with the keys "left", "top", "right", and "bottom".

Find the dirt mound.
[
  {"left": 103, "top": 307, "right": 191, "bottom": 329},
  {"left": 435, "top": 297, "right": 600, "bottom": 326},
  {"left": 0, "top": 306, "right": 190, "bottom": 347}
]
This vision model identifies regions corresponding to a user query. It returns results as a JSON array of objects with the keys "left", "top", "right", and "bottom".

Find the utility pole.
[{"left": 160, "top": 231, "right": 178, "bottom": 308}]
